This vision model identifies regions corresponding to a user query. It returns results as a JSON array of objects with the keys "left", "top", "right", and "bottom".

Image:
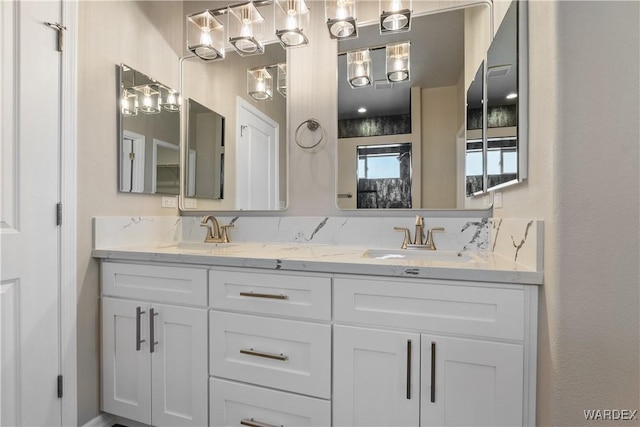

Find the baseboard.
[{"left": 82, "top": 413, "right": 116, "bottom": 427}]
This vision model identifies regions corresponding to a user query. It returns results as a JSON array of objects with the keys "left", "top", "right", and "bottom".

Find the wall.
[
  {"left": 495, "top": 1, "right": 640, "bottom": 425},
  {"left": 77, "top": 1, "right": 183, "bottom": 424}
]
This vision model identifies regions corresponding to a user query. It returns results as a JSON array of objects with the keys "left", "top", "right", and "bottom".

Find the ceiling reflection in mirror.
[
  {"left": 181, "top": 39, "right": 287, "bottom": 211},
  {"left": 336, "top": 3, "right": 492, "bottom": 210},
  {"left": 118, "top": 64, "right": 181, "bottom": 195}
]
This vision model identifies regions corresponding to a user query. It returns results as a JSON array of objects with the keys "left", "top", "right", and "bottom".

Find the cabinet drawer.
[
  {"left": 210, "top": 311, "right": 331, "bottom": 398},
  {"left": 102, "top": 262, "right": 207, "bottom": 307},
  {"left": 210, "top": 378, "right": 331, "bottom": 427},
  {"left": 334, "top": 276, "right": 525, "bottom": 341},
  {"left": 209, "top": 269, "right": 331, "bottom": 320}
]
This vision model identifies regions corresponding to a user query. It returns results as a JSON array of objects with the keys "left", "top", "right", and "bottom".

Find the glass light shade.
[
  {"left": 275, "top": 0, "right": 310, "bottom": 47},
  {"left": 187, "top": 10, "right": 225, "bottom": 61},
  {"left": 325, "top": 0, "right": 357, "bottom": 39},
  {"left": 229, "top": 2, "right": 265, "bottom": 56},
  {"left": 247, "top": 68, "right": 273, "bottom": 100},
  {"left": 120, "top": 88, "right": 138, "bottom": 116},
  {"left": 276, "top": 63, "right": 287, "bottom": 97},
  {"left": 379, "top": 0, "right": 411, "bottom": 33},
  {"left": 136, "top": 85, "right": 161, "bottom": 114},
  {"left": 386, "top": 41, "right": 410, "bottom": 82},
  {"left": 159, "top": 85, "right": 181, "bottom": 112},
  {"left": 347, "top": 49, "right": 372, "bottom": 88}
]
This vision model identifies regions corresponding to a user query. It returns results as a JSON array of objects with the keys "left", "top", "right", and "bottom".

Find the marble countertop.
[{"left": 92, "top": 241, "right": 543, "bottom": 285}]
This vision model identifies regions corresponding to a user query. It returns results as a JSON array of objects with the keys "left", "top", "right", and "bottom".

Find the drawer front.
[
  {"left": 210, "top": 378, "right": 331, "bottom": 427},
  {"left": 210, "top": 311, "right": 331, "bottom": 398},
  {"left": 334, "top": 277, "right": 525, "bottom": 341},
  {"left": 102, "top": 262, "right": 207, "bottom": 307},
  {"left": 209, "top": 269, "right": 331, "bottom": 320}
]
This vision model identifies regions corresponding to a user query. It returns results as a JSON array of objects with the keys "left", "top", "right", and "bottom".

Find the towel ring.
[{"left": 295, "top": 118, "right": 324, "bottom": 149}]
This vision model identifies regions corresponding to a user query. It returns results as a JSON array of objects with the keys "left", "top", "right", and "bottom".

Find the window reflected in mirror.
[{"left": 357, "top": 143, "right": 412, "bottom": 209}]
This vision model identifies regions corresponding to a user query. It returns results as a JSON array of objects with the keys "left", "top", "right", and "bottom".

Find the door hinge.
[
  {"left": 57, "top": 375, "right": 63, "bottom": 398},
  {"left": 56, "top": 203, "right": 62, "bottom": 226},
  {"left": 45, "top": 22, "right": 67, "bottom": 52}
]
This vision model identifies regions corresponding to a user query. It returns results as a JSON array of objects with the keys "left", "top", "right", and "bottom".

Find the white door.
[
  {"left": 333, "top": 325, "right": 420, "bottom": 427},
  {"left": 420, "top": 335, "right": 524, "bottom": 427},
  {"left": 151, "top": 304, "right": 208, "bottom": 427},
  {"left": 101, "top": 298, "right": 152, "bottom": 425},
  {"left": 0, "top": 1, "right": 64, "bottom": 425},
  {"left": 236, "top": 98, "right": 279, "bottom": 210}
]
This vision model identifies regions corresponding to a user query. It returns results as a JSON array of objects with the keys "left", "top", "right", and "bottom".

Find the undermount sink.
[{"left": 364, "top": 248, "right": 477, "bottom": 263}]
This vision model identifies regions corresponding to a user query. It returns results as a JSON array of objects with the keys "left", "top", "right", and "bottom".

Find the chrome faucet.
[
  {"left": 394, "top": 216, "right": 445, "bottom": 250},
  {"left": 200, "top": 215, "right": 234, "bottom": 243}
]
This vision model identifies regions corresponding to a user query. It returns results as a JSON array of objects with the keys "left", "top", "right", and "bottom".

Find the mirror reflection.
[
  {"left": 336, "top": 5, "right": 491, "bottom": 210},
  {"left": 186, "top": 99, "right": 225, "bottom": 200},
  {"left": 118, "top": 64, "right": 181, "bottom": 195},
  {"left": 465, "top": 62, "right": 485, "bottom": 196},
  {"left": 181, "top": 42, "right": 287, "bottom": 211},
  {"left": 486, "top": 0, "right": 519, "bottom": 191}
]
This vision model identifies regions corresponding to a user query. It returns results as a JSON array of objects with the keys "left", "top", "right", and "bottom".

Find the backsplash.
[{"left": 93, "top": 215, "right": 542, "bottom": 271}]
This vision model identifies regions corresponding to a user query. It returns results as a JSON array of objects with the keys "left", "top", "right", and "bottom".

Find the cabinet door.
[
  {"left": 151, "top": 304, "right": 208, "bottom": 426},
  {"left": 333, "top": 325, "right": 420, "bottom": 427},
  {"left": 421, "top": 335, "right": 524, "bottom": 427},
  {"left": 101, "top": 297, "right": 151, "bottom": 424}
]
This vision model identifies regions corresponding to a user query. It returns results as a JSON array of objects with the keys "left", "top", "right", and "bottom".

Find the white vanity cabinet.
[
  {"left": 208, "top": 268, "right": 332, "bottom": 427},
  {"left": 333, "top": 276, "right": 537, "bottom": 427},
  {"left": 101, "top": 262, "right": 208, "bottom": 427}
]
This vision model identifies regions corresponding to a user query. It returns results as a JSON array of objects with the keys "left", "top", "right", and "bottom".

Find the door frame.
[
  {"left": 60, "top": 1, "right": 78, "bottom": 425},
  {"left": 235, "top": 97, "right": 280, "bottom": 210}
]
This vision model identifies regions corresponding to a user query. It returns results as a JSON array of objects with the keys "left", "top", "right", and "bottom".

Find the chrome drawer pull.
[
  {"left": 241, "top": 418, "right": 281, "bottom": 427},
  {"left": 240, "top": 348, "right": 288, "bottom": 361},
  {"left": 239, "top": 291, "right": 288, "bottom": 300}
]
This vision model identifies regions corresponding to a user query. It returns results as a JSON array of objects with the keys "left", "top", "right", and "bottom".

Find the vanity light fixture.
[
  {"left": 276, "top": 63, "right": 287, "bottom": 97},
  {"left": 159, "top": 85, "right": 181, "bottom": 112},
  {"left": 386, "top": 41, "right": 410, "bottom": 82},
  {"left": 347, "top": 49, "right": 372, "bottom": 87},
  {"left": 326, "top": 0, "right": 358, "bottom": 39},
  {"left": 120, "top": 88, "right": 138, "bottom": 116},
  {"left": 247, "top": 67, "right": 273, "bottom": 100},
  {"left": 379, "top": 0, "right": 411, "bottom": 33},
  {"left": 275, "top": 0, "right": 310, "bottom": 47},
  {"left": 187, "top": 10, "right": 226, "bottom": 61},
  {"left": 229, "top": 2, "right": 266, "bottom": 56},
  {"left": 136, "top": 85, "right": 161, "bottom": 114}
]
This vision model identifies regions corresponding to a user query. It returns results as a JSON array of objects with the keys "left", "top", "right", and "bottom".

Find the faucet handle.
[
  {"left": 394, "top": 227, "right": 412, "bottom": 250},
  {"left": 425, "top": 227, "right": 445, "bottom": 250},
  {"left": 220, "top": 224, "right": 234, "bottom": 243}
]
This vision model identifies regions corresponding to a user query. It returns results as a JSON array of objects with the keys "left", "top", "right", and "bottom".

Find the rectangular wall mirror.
[
  {"left": 336, "top": 0, "right": 527, "bottom": 210},
  {"left": 118, "top": 64, "right": 181, "bottom": 195},
  {"left": 180, "top": 1, "right": 287, "bottom": 211}
]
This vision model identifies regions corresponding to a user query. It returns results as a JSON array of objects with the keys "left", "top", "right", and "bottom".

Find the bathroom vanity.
[{"left": 94, "top": 216, "right": 542, "bottom": 427}]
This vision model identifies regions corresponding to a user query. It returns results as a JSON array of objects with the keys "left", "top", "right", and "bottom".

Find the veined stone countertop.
[{"left": 92, "top": 240, "right": 543, "bottom": 285}]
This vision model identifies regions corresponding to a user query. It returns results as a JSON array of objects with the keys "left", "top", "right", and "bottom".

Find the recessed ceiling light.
[
  {"left": 358, "top": 107, "right": 367, "bottom": 113},
  {"left": 506, "top": 93, "right": 518, "bottom": 99}
]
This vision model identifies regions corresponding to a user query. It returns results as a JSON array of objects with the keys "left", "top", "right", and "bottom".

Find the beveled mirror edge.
[{"left": 334, "top": 0, "right": 496, "bottom": 212}]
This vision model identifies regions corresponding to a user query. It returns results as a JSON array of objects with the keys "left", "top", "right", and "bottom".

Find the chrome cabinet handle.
[
  {"left": 430, "top": 341, "right": 436, "bottom": 403},
  {"left": 240, "top": 348, "right": 288, "bottom": 361},
  {"left": 406, "top": 340, "right": 412, "bottom": 399},
  {"left": 150, "top": 308, "right": 159, "bottom": 354},
  {"left": 135, "top": 306, "right": 145, "bottom": 351},
  {"left": 241, "top": 418, "right": 281, "bottom": 427},
  {"left": 239, "top": 292, "right": 288, "bottom": 300}
]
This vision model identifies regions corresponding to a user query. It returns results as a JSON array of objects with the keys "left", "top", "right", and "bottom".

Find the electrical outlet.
[
  {"left": 185, "top": 198, "right": 198, "bottom": 209},
  {"left": 494, "top": 191, "right": 503, "bottom": 209},
  {"left": 161, "top": 197, "right": 177, "bottom": 208}
]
